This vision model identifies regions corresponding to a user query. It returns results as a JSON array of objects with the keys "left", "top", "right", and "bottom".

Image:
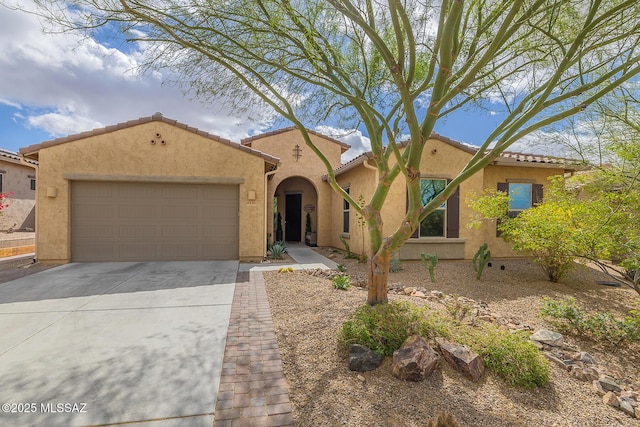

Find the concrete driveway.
[{"left": 0, "top": 261, "right": 237, "bottom": 427}]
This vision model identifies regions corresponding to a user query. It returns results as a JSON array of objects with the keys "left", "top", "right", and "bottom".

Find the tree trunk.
[{"left": 367, "top": 251, "right": 391, "bottom": 305}]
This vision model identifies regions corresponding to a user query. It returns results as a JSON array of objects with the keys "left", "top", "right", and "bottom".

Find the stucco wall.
[
  {"left": 473, "top": 164, "right": 567, "bottom": 258},
  {"left": 248, "top": 129, "right": 344, "bottom": 247},
  {"left": 34, "top": 121, "right": 267, "bottom": 263},
  {"left": 0, "top": 160, "right": 36, "bottom": 231},
  {"left": 333, "top": 164, "right": 377, "bottom": 256},
  {"left": 328, "top": 138, "right": 570, "bottom": 260}
]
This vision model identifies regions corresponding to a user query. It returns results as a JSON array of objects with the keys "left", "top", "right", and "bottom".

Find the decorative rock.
[
  {"left": 349, "top": 344, "right": 384, "bottom": 372},
  {"left": 412, "top": 290, "right": 426, "bottom": 299},
  {"left": 403, "top": 287, "right": 416, "bottom": 295},
  {"left": 570, "top": 366, "right": 599, "bottom": 382},
  {"left": 392, "top": 335, "right": 440, "bottom": 381},
  {"left": 603, "top": 391, "right": 620, "bottom": 407},
  {"left": 599, "top": 377, "right": 623, "bottom": 393},
  {"left": 593, "top": 380, "right": 607, "bottom": 396},
  {"left": 620, "top": 399, "right": 635, "bottom": 417},
  {"left": 543, "top": 352, "right": 572, "bottom": 371},
  {"left": 435, "top": 338, "right": 484, "bottom": 382},
  {"left": 621, "top": 397, "right": 638, "bottom": 408},
  {"left": 531, "top": 329, "right": 564, "bottom": 347},
  {"left": 579, "top": 351, "right": 597, "bottom": 365},
  {"left": 430, "top": 290, "right": 443, "bottom": 298},
  {"left": 636, "top": 407, "right": 640, "bottom": 419},
  {"left": 356, "top": 374, "right": 366, "bottom": 382}
]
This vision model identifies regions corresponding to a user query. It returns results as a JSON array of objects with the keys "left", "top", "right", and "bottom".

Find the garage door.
[{"left": 71, "top": 181, "right": 239, "bottom": 262}]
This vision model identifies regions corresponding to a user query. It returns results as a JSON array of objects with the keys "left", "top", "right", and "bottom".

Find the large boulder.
[
  {"left": 531, "top": 329, "right": 564, "bottom": 347},
  {"left": 435, "top": 337, "right": 485, "bottom": 383},
  {"left": 392, "top": 335, "right": 440, "bottom": 381},
  {"left": 348, "top": 344, "right": 384, "bottom": 372}
]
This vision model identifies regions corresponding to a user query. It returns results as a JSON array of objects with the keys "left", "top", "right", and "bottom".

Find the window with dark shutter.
[
  {"left": 406, "top": 178, "right": 459, "bottom": 238},
  {"left": 497, "top": 182, "right": 543, "bottom": 236}
]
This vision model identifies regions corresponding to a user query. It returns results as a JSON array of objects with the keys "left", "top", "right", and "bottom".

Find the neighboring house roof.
[
  {"left": 333, "top": 133, "right": 580, "bottom": 177},
  {"left": 19, "top": 113, "right": 280, "bottom": 170},
  {"left": 241, "top": 126, "right": 351, "bottom": 153},
  {"left": 0, "top": 148, "right": 37, "bottom": 167}
]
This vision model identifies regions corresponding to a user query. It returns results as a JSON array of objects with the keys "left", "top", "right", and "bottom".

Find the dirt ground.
[{"left": 265, "top": 249, "right": 640, "bottom": 427}]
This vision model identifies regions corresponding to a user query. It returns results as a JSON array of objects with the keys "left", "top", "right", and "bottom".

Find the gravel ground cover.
[{"left": 265, "top": 250, "right": 640, "bottom": 427}]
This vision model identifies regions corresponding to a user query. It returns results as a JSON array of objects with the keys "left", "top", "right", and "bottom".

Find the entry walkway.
[
  {"left": 216, "top": 244, "right": 338, "bottom": 426},
  {"left": 240, "top": 243, "right": 339, "bottom": 273}
]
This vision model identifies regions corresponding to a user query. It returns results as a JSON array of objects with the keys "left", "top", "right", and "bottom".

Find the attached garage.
[
  {"left": 71, "top": 181, "right": 239, "bottom": 262},
  {"left": 20, "top": 113, "right": 279, "bottom": 264}
]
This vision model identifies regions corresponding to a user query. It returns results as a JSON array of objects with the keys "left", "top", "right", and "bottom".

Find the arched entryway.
[{"left": 272, "top": 176, "right": 318, "bottom": 244}]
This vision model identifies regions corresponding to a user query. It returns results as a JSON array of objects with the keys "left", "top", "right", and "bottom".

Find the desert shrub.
[
  {"left": 332, "top": 274, "right": 351, "bottom": 290},
  {"left": 268, "top": 241, "right": 287, "bottom": 259},
  {"left": 339, "top": 301, "right": 426, "bottom": 356},
  {"left": 462, "top": 325, "right": 550, "bottom": 388},
  {"left": 340, "top": 300, "right": 549, "bottom": 388},
  {"left": 540, "top": 297, "right": 640, "bottom": 346},
  {"left": 336, "top": 264, "right": 347, "bottom": 272}
]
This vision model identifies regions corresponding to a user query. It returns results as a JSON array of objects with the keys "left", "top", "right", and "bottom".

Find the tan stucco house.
[
  {"left": 20, "top": 113, "right": 576, "bottom": 264},
  {"left": 0, "top": 149, "right": 36, "bottom": 232}
]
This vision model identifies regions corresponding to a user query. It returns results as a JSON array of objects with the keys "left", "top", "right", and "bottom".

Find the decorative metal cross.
[{"left": 292, "top": 144, "right": 302, "bottom": 161}]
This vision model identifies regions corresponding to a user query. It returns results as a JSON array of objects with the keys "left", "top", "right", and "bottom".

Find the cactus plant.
[
  {"left": 420, "top": 252, "right": 438, "bottom": 283},
  {"left": 473, "top": 243, "right": 492, "bottom": 279}
]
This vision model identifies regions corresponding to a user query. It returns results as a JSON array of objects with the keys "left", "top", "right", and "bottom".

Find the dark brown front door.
[{"left": 285, "top": 194, "right": 302, "bottom": 242}]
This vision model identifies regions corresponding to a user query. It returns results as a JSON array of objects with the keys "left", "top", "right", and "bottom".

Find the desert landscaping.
[{"left": 265, "top": 249, "right": 640, "bottom": 426}]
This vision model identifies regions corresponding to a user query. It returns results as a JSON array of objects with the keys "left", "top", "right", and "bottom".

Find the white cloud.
[
  {"left": 0, "top": 3, "right": 275, "bottom": 146},
  {"left": 314, "top": 125, "right": 372, "bottom": 164}
]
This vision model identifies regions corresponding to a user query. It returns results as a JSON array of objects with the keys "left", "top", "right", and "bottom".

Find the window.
[
  {"left": 342, "top": 187, "right": 350, "bottom": 234},
  {"left": 417, "top": 179, "right": 446, "bottom": 237},
  {"left": 496, "top": 182, "right": 543, "bottom": 236},
  {"left": 508, "top": 183, "right": 532, "bottom": 210},
  {"left": 30, "top": 178, "right": 36, "bottom": 191}
]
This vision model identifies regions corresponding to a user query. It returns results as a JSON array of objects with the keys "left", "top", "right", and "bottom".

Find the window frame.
[
  {"left": 342, "top": 186, "right": 350, "bottom": 234},
  {"left": 415, "top": 178, "right": 447, "bottom": 238}
]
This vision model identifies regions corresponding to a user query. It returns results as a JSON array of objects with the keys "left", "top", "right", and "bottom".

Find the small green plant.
[
  {"left": 444, "top": 295, "right": 472, "bottom": 321},
  {"left": 338, "top": 301, "right": 426, "bottom": 355},
  {"left": 336, "top": 264, "right": 347, "bottom": 272},
  {"left": 305, "top": 212, "right": 312, "bottom": 233},
  {"left": 332, "top": 273, "right": 351, "bottom": 290},
  {"left": 356, "top": 194, "right": 367, "bottom": 264},
  {"left": 268, "top": 241, "right": 287, "bottom": 260},
  {"left": 464, "top": 325, "right": 550, "bottom": 388},
  {"left": 427, "top": 412, "right": 462, "bottom": 427},
  {"left": 420, "top": 252, "right": 438, "bottom": 282},
  {"left": 389, "top": 257, "right": 402, "bottom": 273},
  {"left": 540, "top": 297, "right": 640, "bottom": 346},
  {"left": 473, "top": 242, "right": 491, "bottom": 280},
  {"left": 339, "top": 235, "right": 358, "bottom": 259}
]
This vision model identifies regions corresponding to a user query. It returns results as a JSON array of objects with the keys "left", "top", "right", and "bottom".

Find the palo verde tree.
[{"left": 18, "top": 0, "right": 640, "bottom": 305}]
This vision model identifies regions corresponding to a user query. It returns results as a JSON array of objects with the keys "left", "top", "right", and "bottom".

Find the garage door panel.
[
  {"left": 119, "top": 205, "right": 158, "bottom": 218},
  {"left": 71, "top": 182, "right": 239, "bottom": 262},
  {"left": 161, "top": 225, "right": 199, "bottom": 239},
  {"left": 75, "top": 225, "right": 114, "bottom": 239},
  {"left": 119, "top": 225, "right": 157, "bottom": 239}
]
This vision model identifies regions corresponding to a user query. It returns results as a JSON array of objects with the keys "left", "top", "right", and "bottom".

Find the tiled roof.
[
  {"left": 241, "top": 126, "right": 351, "bottom": 153},
  {"left": 0, "top": 148, "right": 37, "bottom": 166},
  {"left": 333, "top": 134, "right": 579, "bottom": 176},
  {"left": 19, "top": 113, "right": 280, "bottom": 167}
]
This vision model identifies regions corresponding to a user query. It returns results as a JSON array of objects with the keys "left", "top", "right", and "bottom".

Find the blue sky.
[{"left": 0, "top": 3, "right": 532, "bottom": 162}]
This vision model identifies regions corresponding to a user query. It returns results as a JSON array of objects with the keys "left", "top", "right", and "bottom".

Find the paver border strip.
[{"left": 213, "top": 270, "right": 294, "bottom": 427}]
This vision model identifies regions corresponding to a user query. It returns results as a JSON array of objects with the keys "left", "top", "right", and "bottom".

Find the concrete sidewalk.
[{"left": 241, "top": 243, "right": 339, "bottom": 272}]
